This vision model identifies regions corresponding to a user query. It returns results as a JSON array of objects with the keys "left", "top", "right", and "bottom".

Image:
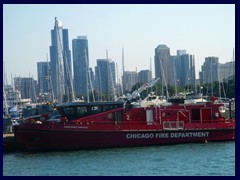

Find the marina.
[{"left": 3, "top": 5, "right": 235, "bottom": 176}]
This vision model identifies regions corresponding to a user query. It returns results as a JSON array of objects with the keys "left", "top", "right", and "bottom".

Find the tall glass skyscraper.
[
  {"left": 37, "top": 62, "right": 49, "bottom": 93},
  {"left": 49, "top": 17, "right": 73, "bottom": 103},
  {"left": 177, "top": 53, "right": 196, "bottom": 88},
  {"left": 95, "top": 59, "right": 116, "bottom": 101},
  {"left": 72, "top": 36, "right": 89, "bottom": 99}
]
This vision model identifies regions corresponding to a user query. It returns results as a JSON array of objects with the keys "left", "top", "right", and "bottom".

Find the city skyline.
[{"left": 3, "top": 4, "right": 235, "bottom": 84}]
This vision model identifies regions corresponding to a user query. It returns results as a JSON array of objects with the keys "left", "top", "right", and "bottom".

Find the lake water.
[{"left": 3, "top": 141, "right": 235, "bottom": 176}]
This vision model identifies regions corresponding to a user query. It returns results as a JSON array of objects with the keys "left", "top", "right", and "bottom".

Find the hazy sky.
[{"left": 3, "top": 4, "right": 235, "bottom": 84}]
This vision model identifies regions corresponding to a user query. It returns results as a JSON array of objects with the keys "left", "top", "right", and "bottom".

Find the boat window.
[
  {"left": 115, "top": 112, "right": 122, "bottom": 122},
  {"left": 90, "top": 106, "right": 102, "bottom": 114},
  {"left": 76, "top": 107, "right": 88, "bottom": 118},
  {"left": 57, "top": 103, "right": 123, "bottom": 119},
  {"left": 201, "top": 108, "right": 212, "bottom": 120},
  {"left": 63, "top": 107, "right": 78, "bottom": 120},
  {"left": 192, "top": 109, "right": 200, "bottom": 120},
  {"left": 102, "top": 105, "right": 114, "bottom": 112}
]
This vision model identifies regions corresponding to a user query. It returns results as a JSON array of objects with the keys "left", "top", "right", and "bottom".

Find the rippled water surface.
[{"left": 3, "top": 142, "right": 235, "bottom": 176}]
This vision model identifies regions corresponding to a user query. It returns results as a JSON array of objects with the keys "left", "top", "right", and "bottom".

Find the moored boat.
[{"left": 14, "top": 100, "right": 235, "bottom": 151}]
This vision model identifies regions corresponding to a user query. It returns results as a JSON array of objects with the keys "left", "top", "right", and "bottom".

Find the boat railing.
[{"left": 163, "top": 121, "right": 184, "bottom": 130}]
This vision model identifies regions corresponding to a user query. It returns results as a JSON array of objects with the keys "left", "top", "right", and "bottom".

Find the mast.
[
  {"left": 116, "top": 62, "right": 118, "bottom": 90},
  {"left": 3, "top": 61, "right": 9, "bottom": 117},
  {"left": 31, "top": 75, "right": 37, "bottom": 103},
  {"left": 172, "top": 57, "right": 177, "bottom": 95},
  {"left": 55, "top": 17, "right": 65, "bottom": 103},
  {"left": 85, "top": 49, "right": 95, "bottom": 102},
  {"left": 88, "top": 68, "right": 95, "bottom": 102},
  {"left": 55, "top": 17, "right": 75, "bottom": 102},
  {"left": 232, "top": 48, "right": 235, "bottom": 81},
  {"left": 98, "top": 66, "right": 102, "bottom": 101},
  {"left": 122, "top": 48, "right": 125, "bottom": 93},
  {"left": 159, "top": 56, "right": 169, "bottom": 99},
  {"left": 106, "top": 50, "right": 116, "bottom": 101},
  {"left": 47, "top": 53, "right": 55, "bottom": 102},
  {"left": 211, "top": 60, "right": 213, "bottom": 97}
]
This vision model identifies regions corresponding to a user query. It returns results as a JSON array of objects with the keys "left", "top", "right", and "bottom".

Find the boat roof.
[{"left": 56, "top": 101, "right": 124, "bottom": 108}]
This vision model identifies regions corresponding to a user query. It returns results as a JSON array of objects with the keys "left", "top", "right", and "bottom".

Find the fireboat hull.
[{"left": 14, "top": 127, "right": 235, "bottom": 151}]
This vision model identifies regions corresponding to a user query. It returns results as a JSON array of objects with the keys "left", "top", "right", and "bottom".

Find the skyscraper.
[
  {"left": 37, "top": 62, "right": 49, "bottom": 94},
  {"left": 72, "top": 36, "right": 89, "bottom": 99},
  {"left": 177, "top": 53, "right": 196, "bottom": 88},
  {"left": 95, "top": 59, "right": 116, "bottom": 100},
  {"left": 154, "top": 44, "right": 174, "bottom": 86},
  {"left": 177, "top": 50, "right": 187, "bottom": 56},
  {"left": 49, "top": 17, "right": 73, "bottom": 103},
  {"left": 200, "top": 56, "right": 219, "bottom": 84}
]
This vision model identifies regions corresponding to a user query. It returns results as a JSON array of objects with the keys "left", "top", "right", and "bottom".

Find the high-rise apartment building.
[
  {"left": 49, "top": 17, "right": 73, "bottom": 103},
  {"left": 72, "top": 36, "right": 89, "bottom": 99}
]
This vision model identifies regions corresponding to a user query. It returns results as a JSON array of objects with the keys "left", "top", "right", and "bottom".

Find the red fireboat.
[{"left": 14, "top": 99, "right": 235, "bottom": 151}]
